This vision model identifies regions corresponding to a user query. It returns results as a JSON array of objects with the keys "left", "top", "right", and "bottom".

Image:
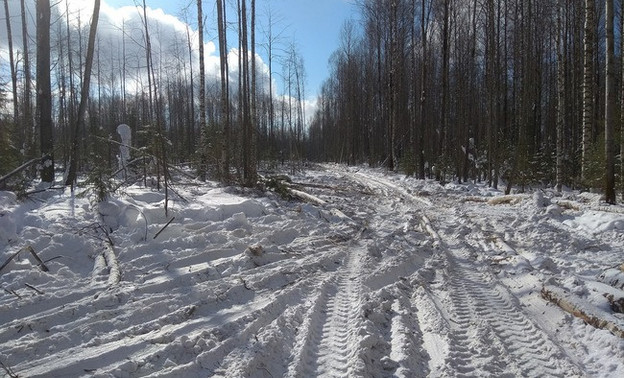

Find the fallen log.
[
  {"left": 103, "top": 242, "right": 121, "bottom": 286},
  {"left": 420, "top": 215, "right": 440, "bottom": 246},
  {"left": 605, "top": 293, "right": 624, "bottom": 313},
  {"left": 597, "top": 264, "right": 624, "bottom": 290},
  {"left": 541, "top": 284, "right": 624, "bottom": 338},
  {"left": 288, "top": 188, "right": 326, "bottom": 205}
]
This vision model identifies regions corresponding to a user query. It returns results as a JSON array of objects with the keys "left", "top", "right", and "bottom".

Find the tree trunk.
[
  {"left": 249, "top": 0, "right": 257, "bottom": 185},
  {"left": 197, "top": 0, "right": 207, "bottom": 180},
  {"left": 66, "top": 0, "right": 101, "bottom": 187},
  {"left": 217, "top": 0, "right": 230, "bottom": 181},
  {"left": 605, "top": 0, "right": 616, "bottom": 204},
  {"left": 419, "top": 0, "right": 428, "bottom": 179},
  {"left": 582, "top": 0, "right": 595, "bottom": 186},
  {"left": 20, "top": 0, "right": 33, "bottom": 158},
  {"left": 621, "top": 0, "right": 624, "bottom": 201},
  {"left": 36, "top": 0, "right": 54, "bottom": 183},
  {"left": 439, "top": 0, "right": 451, "bottom": 176},
  {"left": 555, "top": 0, "right": 565, "bottom": 192},
  {"left": 4, "top": 0, "right": 18, "bottom": 125}
]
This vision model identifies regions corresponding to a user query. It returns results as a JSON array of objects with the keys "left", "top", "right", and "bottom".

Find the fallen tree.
[{"left": 541, "top": 284, "right": 624, "bottom": 338}]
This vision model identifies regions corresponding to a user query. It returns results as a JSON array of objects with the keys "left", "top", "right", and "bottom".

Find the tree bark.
[
  {"left": 20, "top": 0, "right": 33, "bottom": 158},
  {"left": 36, "top": 0, "right": 54, "bottom": 183},
  {"left": 582, "top": 0, "right": 595, "bottom": 185},
  {"left": 555, "top": 0, "right": 565, "bottom": 192},
  {"left": 3, "top": 0, "right": 18, "bottom": 125},
  {"left": 66, "top": 0, "right": 101, "bottom": 187},
  {"left": 217, "top": 0, "right": 230, "bottom": 181},
  {"left": 621, "top": 0, "right": 624, "bottom": 201},
  {"left": 197, "top": 0, "right": 207, "bottom": 180},
  {"left": 605, "top": 0, "right": 616, "bottom": 204}
]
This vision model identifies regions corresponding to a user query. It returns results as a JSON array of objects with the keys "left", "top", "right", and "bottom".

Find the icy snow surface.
[{"left": 1, "top": 164, "right": 623, "bottom": 377}]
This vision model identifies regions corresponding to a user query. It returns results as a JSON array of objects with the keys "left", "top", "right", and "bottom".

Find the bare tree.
[
  {"left": 20, "top": 0, "right": 33, "bottom": 158},
  {"left": 556, "top": 0, "right": 565, "bottom": 192},
  {"left": 36, "top": 0, "right": 54, "bottom": 183},
  {"left": 3, "top": 0, "right": 18, "bottom": 124},
  {"left": 197, "top": 0, "right": 207, "bottom": 179},
  {"left": 604, "top": 0, "right": 616, "bottom": 204},
  {"left": 217, "top": 0, "right": 230, "bottom": 181},
  {"left": 250, "top": 0, "right": 257, "bottom": 182},
  {"left": 66, "top": 0, "right": 101, "bottom": 187},
  {"left": 239, "top": 0, "right": 255, "bottom": 185},
  {"left": 582, "top": 0, "right": 595, "bottom": 185},
  {"left": 621, "top": 0, "right": 624, "bottom": 200}
]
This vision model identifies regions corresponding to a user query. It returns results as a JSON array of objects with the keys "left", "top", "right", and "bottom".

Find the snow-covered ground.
[{"left": 1, "top": 164, "right": 623, "bottom": 377}]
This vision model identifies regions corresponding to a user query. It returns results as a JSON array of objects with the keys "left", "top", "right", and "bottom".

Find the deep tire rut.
[
  {"left": 435, "top": 220, "right": 582, "bottom": 377},
  {"left": 287, "top": 243, "right": 365, "bottom": 378}
]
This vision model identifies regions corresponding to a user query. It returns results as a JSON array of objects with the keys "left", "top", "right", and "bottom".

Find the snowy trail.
[
  {"left": 343, "top": 170, "right": 585, "bottom": 377},
  {"left": 311, "top": 243, "right": 364, "bottom": 377},
  {"left": 435, "top": 229, "right": 581, "bottom": 377},
  {"left": 1, "top": 165, "right": 623, "bottom": 377}
]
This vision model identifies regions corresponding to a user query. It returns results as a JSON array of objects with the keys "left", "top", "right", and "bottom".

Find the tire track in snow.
[
  {"left": 287, "top": 241, "right": 363, "bottom": 377},
  {"left": 310, "top": 244, "right": 365, "bottom": 377},
  {"left": 430, "top": 215, "right": 583, "bottom": 377},
  {"left": 343, "top": 171, "right": 582, "bottom": 376}
]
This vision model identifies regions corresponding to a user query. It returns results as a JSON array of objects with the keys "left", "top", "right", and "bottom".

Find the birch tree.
[{"left": 582, "top": 0, "right": 595, "bottom": 185}]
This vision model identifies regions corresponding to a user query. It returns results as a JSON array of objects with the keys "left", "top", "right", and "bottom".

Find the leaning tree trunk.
[{"left": 66, "top": 0, "right": 100, "bottom": 187}]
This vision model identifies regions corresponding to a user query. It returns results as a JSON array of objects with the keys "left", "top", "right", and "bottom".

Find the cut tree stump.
[{"left": 541, "top": 284, "right": 624, "bottom": 338}]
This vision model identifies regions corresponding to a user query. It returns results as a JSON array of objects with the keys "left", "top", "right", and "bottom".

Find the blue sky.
[{"left": 105, "top": 0, "right": 358, "bottom": 99}]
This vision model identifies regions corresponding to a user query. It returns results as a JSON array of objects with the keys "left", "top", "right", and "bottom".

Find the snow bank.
[{"left": 564, "top": 211, "right": 624, "bottom": 234}]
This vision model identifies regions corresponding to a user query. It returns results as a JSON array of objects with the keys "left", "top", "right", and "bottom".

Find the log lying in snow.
[
  {"left": 420, "top": 215, "right": 440, "bottom": 246},
  {"left": 541, "top": 284, "right": 624, "bottom": 338},
  {"left": 288, "top": 188, "right": 326, "bottom": 205},
  {"left": 597, "top": 264, "right": 624, "bottom": 290},
  {"left": 487, "top": 194, "right": 525, "bottom": 205},
  {"left": 102, "top": 242, "right": 121, "bottom": 286}
]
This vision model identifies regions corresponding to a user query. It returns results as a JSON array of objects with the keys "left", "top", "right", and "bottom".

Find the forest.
[
  {"left": 308, "top": 0, "right": 624, "bottom": 203},
  {"left": 0, "top": 0, "right": 623, "bottom": 203}
]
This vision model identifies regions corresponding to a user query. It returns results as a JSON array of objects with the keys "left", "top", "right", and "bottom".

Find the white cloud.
[{"left": 0, "top": 0, "right": 310, "bottom": 122}]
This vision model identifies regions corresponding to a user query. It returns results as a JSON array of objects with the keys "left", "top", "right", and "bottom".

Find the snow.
[
  {"left": 116, "top": 124, "right": 132, "bottom": 174},
  {"left": 1, "top": 164, "right": 624, "bottom": 377}
]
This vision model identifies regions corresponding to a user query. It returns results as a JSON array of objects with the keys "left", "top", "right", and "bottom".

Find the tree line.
[
  {"left": 0, "top": 0, "right": 307, "bottom": 192},
  {"left": 308, "top": 0, "right": 624, "bottom": 203},
  {"left": 1, "top": 0, "right": 623, "bottom": 204}
]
